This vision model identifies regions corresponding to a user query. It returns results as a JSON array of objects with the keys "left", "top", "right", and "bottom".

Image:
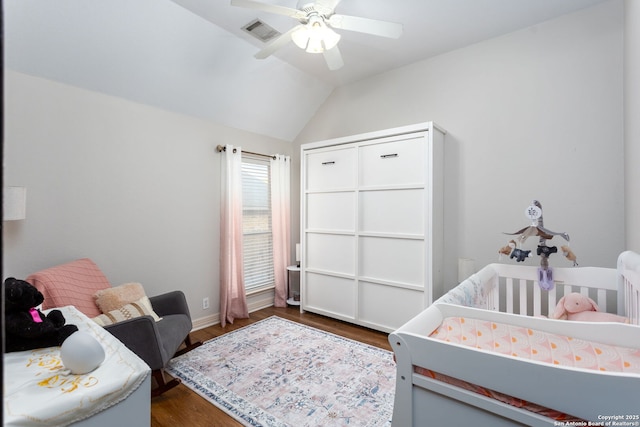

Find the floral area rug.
[{"left": 166, "top": 316, "right": 396, "bottom": 427}]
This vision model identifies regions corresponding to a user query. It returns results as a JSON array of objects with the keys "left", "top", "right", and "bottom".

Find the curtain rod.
[{"left": 216, "top": 144, "right": 276, "bottom": 160}]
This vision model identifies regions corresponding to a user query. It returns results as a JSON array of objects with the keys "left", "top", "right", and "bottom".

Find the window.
[{"left": 241, "top": 156, "right": 274, "bottom": 292}]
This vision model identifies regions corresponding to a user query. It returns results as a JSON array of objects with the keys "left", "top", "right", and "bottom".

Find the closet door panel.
[
  {"left": 360, "top": 137, "right": 425, "bottom": 187},
  {"left": 307, "top": 192, "right": 355, "bottom": 231},
  {"left": 306, "top": 147, "right": 356, "bottom": 191},
  {"left": 359, "top": 237, "right": 424, "bottom": 286},
  {"left": 306, "top": 234, "right": 355, "bottom": 275},
  {"left": 359, "top": 189, "right": 424, "bottom": 235},
  {"left": 359, "top": 281, "right": 424, "bottom": 330},
  {"left": 305, "top": 273, "right": 355, "bottom": 318}
]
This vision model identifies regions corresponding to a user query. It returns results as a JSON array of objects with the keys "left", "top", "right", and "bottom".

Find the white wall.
[
  {"left": 3, "top": 70, "right": 292, "bottom": 326},
  {"left": 625, "top": 0, "right": 640, "bottom": 252},
  {"left": 295, "top": 0, "right": 625, "bottom": 294}
]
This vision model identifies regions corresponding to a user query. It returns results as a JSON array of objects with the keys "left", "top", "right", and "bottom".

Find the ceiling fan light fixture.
[
  {"left": 291, "top": 26, "right": 310, "bottom": 49},
  {"left": 305, "top": 35, "right": 325, "bottom": 53},
  {"left": 319, "top": 26, "right": 340, "bottom": 51},
  {"left": 291, "top": 15, "right": 340, "bottom": 54}
]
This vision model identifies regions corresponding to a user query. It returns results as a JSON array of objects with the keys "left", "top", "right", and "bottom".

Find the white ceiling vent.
[{"left": 242, "top": 19, "right": 281, "bottom": 43}]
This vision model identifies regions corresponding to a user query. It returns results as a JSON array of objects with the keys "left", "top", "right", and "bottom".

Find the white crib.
[{"left": 389, "top": 251, "right": 640, "bottom": 426}]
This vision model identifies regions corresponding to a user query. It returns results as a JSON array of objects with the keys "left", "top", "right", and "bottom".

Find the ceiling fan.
[{"left": 231, "top": 0, "right": 403, "bottom": 70}]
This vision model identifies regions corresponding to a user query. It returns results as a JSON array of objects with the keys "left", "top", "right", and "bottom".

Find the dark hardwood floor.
[{"left": 151, "top": 305, "right": 393, "bottom": 427}]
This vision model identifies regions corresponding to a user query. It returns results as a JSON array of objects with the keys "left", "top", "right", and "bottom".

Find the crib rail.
[
  {"left": 620, "top": 278, "right": 640, "bottom": 325},
  {"left": 440, "top": 251, "right": 640, "bottom": 324},
  {"left": 618, "top": 250, "right": 640, "bottom": 325},
  {"left": 484, "top": 264, "right": 617, "bottom": 317}
]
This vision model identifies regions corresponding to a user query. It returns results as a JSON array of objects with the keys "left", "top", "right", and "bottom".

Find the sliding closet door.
[
  {"left": 358, "top": 134, "right": 429, "bottom": 330},
  {"left": 303, "top": 145, "right": 357, "bottom": 321}
]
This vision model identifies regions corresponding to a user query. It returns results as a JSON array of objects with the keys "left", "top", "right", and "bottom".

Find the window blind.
[{"left": 241, "top": 158, "right": 274, "bottom": 291}]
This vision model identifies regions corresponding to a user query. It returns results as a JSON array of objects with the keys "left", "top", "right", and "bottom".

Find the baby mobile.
[{"left": 498, "top": 200, "right": 578, "bottom": 290}]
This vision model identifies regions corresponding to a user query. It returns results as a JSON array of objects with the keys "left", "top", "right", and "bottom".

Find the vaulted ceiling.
[{"left": 4, "top": 0, "right": 607, "bottom": 142}]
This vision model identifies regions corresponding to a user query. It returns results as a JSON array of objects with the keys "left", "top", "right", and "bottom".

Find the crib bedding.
[
  {"left": 413, "top": 314, "right": 640, "bottom": 421},
  {"left": 430, "top": 316, "right": 640, "bottom": 373}
]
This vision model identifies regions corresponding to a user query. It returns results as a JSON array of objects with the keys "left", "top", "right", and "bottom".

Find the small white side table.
[{"left": 286, "top": 265, "right": 301, "bottom": 306}]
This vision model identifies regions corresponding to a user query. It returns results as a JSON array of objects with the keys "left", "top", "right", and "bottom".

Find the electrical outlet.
[{"left": 202, "top": 297, "right": 209, "bottom": 310}]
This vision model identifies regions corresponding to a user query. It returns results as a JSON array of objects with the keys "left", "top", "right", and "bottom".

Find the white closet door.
[
  {"left": 307, "top": 192, "right": 355, "bottom": 232},
  {"left": 306, "top": 234, "right": 355, "bottom": 275},
  {"left": 359, "top": 281, "right": 425, "bottom": 330},
  {"left": 305, "top": 272, "right": 355, "bottom": 319},
  {"left": 306, "top": 147, "right": 356, "bottom": 191},
  {"left": 359, "top": 189, "right": 424, "bottom": 235},
  {"left": 359, "top": 236, "right": 424, "bottom": 286},
  {"left": 359, "top": 137, "right": 426, "bottom": 187}
]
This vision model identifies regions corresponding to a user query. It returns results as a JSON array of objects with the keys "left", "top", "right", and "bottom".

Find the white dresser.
[{"left": 300, "top": 122, "right": 445, "bottom": 332}]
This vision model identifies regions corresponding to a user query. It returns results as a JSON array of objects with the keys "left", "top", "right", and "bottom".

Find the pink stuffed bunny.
[{"left": 552, "top": 292, "right": 628, "bottom": 323}]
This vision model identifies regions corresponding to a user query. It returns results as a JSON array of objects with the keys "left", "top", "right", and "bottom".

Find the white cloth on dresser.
[{"left": 3, "top": 306, "right": 150, "bottom": 427}]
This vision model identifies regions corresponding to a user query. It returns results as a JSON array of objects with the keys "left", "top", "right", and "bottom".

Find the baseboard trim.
[
  {"left": 191, "top": 290, "right": 275, "bottom": 331},
  {"left": 192, "top": 314, "right": 219, "bottom": 331}
]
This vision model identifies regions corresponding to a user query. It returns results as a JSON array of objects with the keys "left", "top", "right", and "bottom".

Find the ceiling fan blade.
[
  {"left": 254, "top": 25, "right": 302, "bottom": 59},
  {"left": 328, "top": 14, "right": 403, "bottom": 39},
  {"left": 231, "top": 0, "right": 304, "bottom": 19},
  {"left": 323, "top": 45, "right": 344, "bottom": 70}
]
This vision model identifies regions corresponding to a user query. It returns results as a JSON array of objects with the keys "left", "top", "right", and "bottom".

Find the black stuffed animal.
[{"left": 4, "top": 277, "right": 78, "bottom": 353}]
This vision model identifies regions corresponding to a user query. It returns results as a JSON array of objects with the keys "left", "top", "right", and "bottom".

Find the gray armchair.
[{"left": 27, "top": 258, "right": 201, "bottom": 396}]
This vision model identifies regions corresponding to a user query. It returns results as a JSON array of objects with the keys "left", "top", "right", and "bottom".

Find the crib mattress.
[
  {"left": 431, "top": 316, "right": 640, "bottom": 373},
  {"left": 415, "top": 315, "right": 640, "bottom": 420}
]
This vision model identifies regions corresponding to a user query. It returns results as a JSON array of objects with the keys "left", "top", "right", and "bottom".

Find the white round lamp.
[{"left": 60, "top": 332, "right": 106, "bottom": 374}]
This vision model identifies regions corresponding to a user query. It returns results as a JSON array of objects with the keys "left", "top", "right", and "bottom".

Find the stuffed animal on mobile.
[
  {"left": 510, "top": 248, "right": 532, "bottom": 262},
  {"left": 498, "top": 240, "right": 516, "bottom": 259},
  {"left": 561, "top": 245, "right": 579, "bottom": 266},
  {"left": 4, "top": 277, "right": 79, "bottom": 353},
  {"left": 551, "top": 292, "right": 628, "bottom": 323}
]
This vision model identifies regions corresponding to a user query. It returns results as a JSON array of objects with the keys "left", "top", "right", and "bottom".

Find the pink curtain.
[
  {"left": 219, "top": 144, "right": 249, "bottom": 326},
  {"left": 271, "top": 154, "right": 291, "bottom": 307}
]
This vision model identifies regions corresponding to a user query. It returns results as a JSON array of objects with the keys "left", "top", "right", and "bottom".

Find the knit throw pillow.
[
  {"left": 93, "top": 282, "right": 162, "bottom": 326},
  {"left": 94, "top": 282, "right": 147, "bottom": 313},
  {"left": 92, "top": 296, "right": 161, "bottom": 326}
]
